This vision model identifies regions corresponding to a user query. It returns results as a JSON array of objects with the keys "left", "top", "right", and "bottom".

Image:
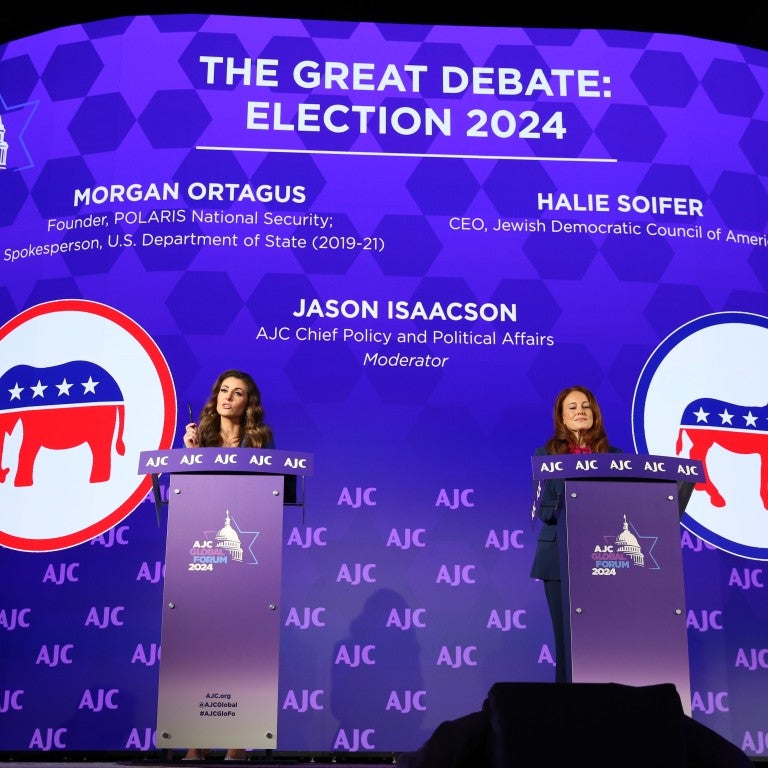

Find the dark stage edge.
[
  {"left": 0, "top": 753, "right": 400, "bottom": 766},
  {"left": 120, "top": 755, "right": 399, "bottom": 766},
  {"left": 0, "top": 752, "right": 765, "bottom": 766}
]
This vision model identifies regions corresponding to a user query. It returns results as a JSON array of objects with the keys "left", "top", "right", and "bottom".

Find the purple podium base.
[
  {"left": 563, "top": 478, "right": 691, "bottom": 713},
  {"left": 157, "top": 473, "right": 284, "bottom": 749},
  {"left": 138, "top": 447, "right": 314, "bottom": 751},
  {"left": 533, "top": 453, "right": 702, "bottom": 716}
]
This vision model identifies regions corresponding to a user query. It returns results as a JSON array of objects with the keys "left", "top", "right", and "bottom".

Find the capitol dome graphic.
[
  {"left": 216, "top": 510, "right": 243, "bottom": 563},
  {"left": 615, "top": 514, "right": 644, "bottom": 566}
]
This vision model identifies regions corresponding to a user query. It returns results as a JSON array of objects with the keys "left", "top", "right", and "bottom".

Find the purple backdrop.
[{"left": 1, "top": 13, "right": 767, "bottom": 759}]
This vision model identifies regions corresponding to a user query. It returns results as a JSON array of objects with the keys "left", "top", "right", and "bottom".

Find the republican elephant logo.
[
  {"left": 675, "top": 396, "right": 768, "bottom": 509},
  {"left": 0, "top": 361, "right": 126, "bottom": 487}
]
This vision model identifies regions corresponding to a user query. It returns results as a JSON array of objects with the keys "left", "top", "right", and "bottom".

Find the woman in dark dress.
[{"left": 529, "top": 385, "right": 621, "bottom": 683}]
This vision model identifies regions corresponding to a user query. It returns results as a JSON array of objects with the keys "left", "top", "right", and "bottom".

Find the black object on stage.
[{"left": 396, "top": 682, "right": 753, "bottom": 768}]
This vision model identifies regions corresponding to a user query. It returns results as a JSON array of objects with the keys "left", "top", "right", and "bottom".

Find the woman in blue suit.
[{"left": 530, "top": 386, "right": 621, "bottom": 683}]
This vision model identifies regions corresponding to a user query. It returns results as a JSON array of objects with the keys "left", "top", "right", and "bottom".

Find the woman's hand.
[{"left": 183, "top": 422, "right": 200, "bottom": 448}]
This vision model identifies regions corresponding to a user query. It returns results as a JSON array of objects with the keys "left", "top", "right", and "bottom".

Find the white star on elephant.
[
  {"left": 56, "top": 378, "right": 74, "bottom": 396},
  {"left": 82, "top": 376, "right": 99, "bottom": 394},
  {"left": 8, "top": 383, "right": 23, "bottom": 401},
  {"left": 31, "top": 380, "right": 48, "bottom": 398}
]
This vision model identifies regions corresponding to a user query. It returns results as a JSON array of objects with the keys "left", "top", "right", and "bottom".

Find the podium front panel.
[
  {"left": 563, "top": 479, "right": 691, "bottom": 712},
  {"left": 156, "top": 473, "right": 285, "bottom": 749}
]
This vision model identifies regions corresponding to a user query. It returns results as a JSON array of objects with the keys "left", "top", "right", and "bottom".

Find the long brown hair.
[
  {"left": 197, "top": 369, "right": 273, "bottom": 448},
  {"left": 545, "top": 385, "right": 610, "bottom": 454}
]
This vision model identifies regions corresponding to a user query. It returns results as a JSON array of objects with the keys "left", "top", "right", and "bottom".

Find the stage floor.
[
  {"left": 0, "top": 751, "right": 764, "bottom": 767},
  {"left": 0, "top": 753, "right": 400, "bottom": 767}
]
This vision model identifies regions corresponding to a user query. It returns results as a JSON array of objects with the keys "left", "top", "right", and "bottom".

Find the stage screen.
[{"left": 1, "top": 13, "right": 767, "bottom": 759}]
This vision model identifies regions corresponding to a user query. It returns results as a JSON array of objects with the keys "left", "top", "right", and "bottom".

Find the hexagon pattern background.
[{"left": 1, "top": 14, "right": 768, "bottom": 757}]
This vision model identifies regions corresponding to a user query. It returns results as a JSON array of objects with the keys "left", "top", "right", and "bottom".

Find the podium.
[
  {"left": 531, "top": 453, "right": 703, "bottom": 715},
  {"left": 138, "top": 447, "right": 313, "bottom": 751}
]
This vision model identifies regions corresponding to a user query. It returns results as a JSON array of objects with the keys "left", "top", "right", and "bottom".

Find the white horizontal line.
[
  {"left": 684, "top": 424, "right": 766, "bottom": 434},
  {"left": 195, "top": 145, "right": 617, "bottom": 163}
]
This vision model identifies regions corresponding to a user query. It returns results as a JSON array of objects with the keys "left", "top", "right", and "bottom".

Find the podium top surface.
[
  {"left": 138, "top": 447, "right": 314, "bottom": 476},
  {"left": 531, "top": 452, "right": 702, "bottom": 483}
]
